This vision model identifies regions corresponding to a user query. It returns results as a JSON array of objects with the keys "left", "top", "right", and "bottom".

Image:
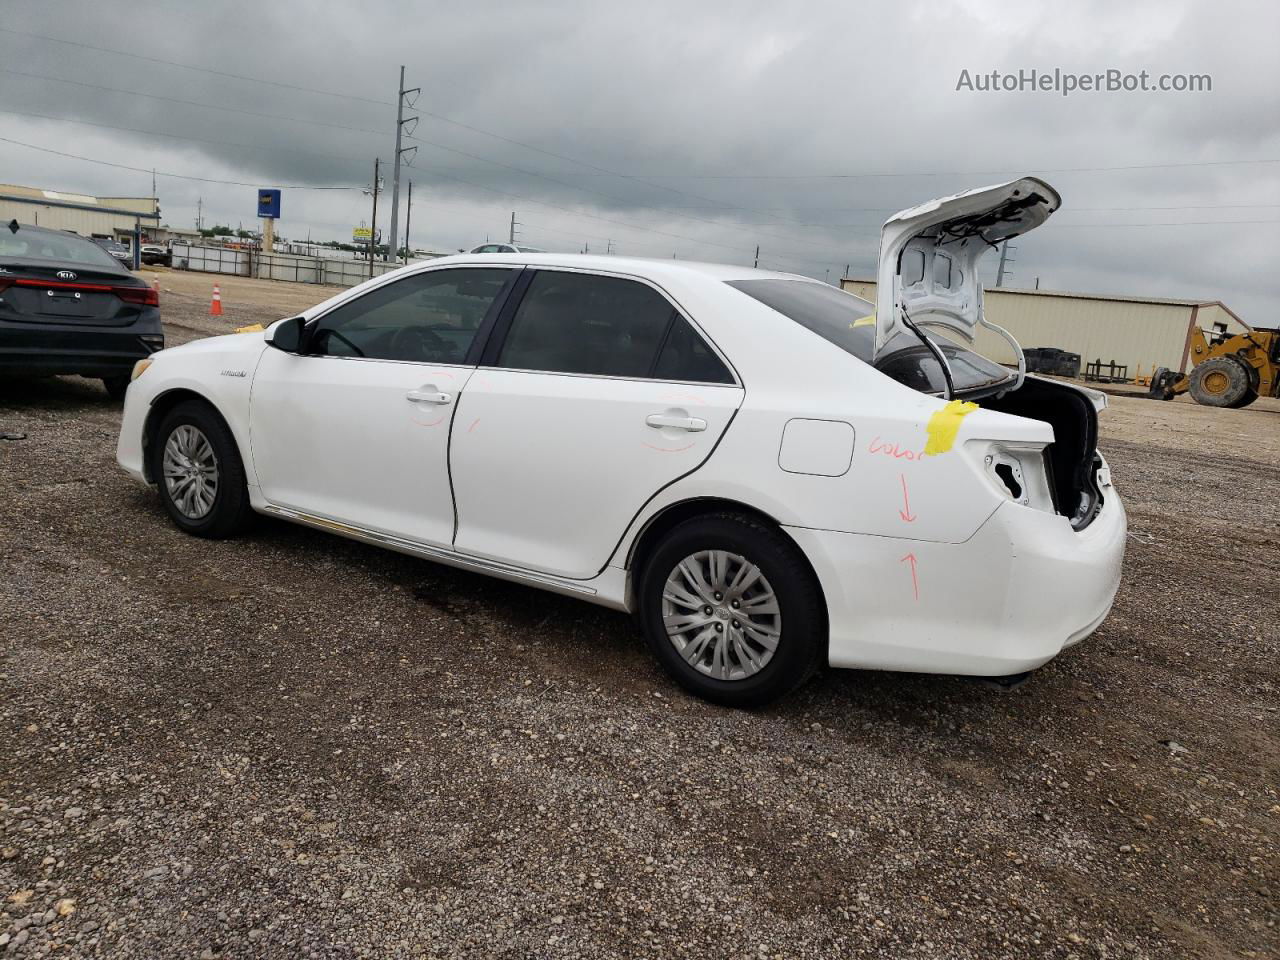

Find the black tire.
[
  {"left": 1229, "top": 387, "right": 1259, "bottom": 409},
  {"left": 636, "top": 512, "right": 824, "bottom": 708},
  {"left": 149, "top": 399, "right": 254, "bottom": 539},
  {"left": 1189, "top": 356, "right": 1250, "bottom": 408},
  {"left": 102, "top": 376, "right": 129, "bottom": 401}
]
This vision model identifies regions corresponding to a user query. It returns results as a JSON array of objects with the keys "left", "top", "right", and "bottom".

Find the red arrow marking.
[
  {"left": 898, "top": 473, "right": 917, "bottom": 522},
  {"left": 900, "top": 552, "right": 919, "bottom": 601}
]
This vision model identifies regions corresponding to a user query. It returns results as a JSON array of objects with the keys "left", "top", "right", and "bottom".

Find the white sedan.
[{"left": 117, "top": 177, "right": 1125, "bottom": 706}]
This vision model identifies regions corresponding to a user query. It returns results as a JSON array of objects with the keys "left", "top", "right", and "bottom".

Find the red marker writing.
[{"left": 900, "top": 552, "right": 919, "bottom": 601}]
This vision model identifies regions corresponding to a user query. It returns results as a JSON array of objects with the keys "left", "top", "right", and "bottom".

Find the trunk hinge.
[{"left": 899, "top": 305, "right": 956, "bottom": 400}]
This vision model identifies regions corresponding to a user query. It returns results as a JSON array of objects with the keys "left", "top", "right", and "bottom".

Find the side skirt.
[{"left": 259, "top": 504, "right": 630, "bottom": 610}]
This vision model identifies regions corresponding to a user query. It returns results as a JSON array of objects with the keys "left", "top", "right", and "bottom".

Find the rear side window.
[
  {"left": 498, "top": 272, "right": 674, "bottom": 378},
  {"left": 727, "top": 279, "right": 875, "bottom": 363},
  {"left": 654, "top": 316, "right": 734, "bottom": 383}
]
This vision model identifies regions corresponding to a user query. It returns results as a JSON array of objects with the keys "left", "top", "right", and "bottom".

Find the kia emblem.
[{"left": 56, "top": 270, "right": 77, "bottom": 280}]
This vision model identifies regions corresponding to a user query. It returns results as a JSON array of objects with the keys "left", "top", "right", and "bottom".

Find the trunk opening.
[{"left": 981, "top": 376, "right": 1102, "bottom": 529}]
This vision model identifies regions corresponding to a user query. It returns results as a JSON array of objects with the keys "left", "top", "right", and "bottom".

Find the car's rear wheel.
[
  {"left": 102, "top": 376, "right": 129, "bottom": 401},
  {"left": 637, "top": 513, "right": 824, "bottom": 707},
  {"left": 150, "top": 400, "right": 253, "bottom": 539}
]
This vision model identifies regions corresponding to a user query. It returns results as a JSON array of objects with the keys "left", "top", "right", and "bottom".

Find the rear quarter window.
[{"left": 726, "top": 279, "right": 876, "bottom": 363}]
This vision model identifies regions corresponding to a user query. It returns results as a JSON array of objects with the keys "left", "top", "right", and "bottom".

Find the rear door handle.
[
  {"left": 406, "top": 390, "right": 451, "bottom": 405},
  {"left": 646, "top": 414, "right": 707, "bottom": 432}
]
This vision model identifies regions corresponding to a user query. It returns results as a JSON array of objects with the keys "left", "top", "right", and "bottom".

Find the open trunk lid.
[{"left": 873, "top": 177, "right": 1061, "bottom": 377}]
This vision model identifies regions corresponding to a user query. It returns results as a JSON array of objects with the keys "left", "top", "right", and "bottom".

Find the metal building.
[
  {"left": 840, "top": 279, "right": 1247, "bottom": 378},
  {"left": 0, "top": 183, "right": 160, "bottom": 249}
]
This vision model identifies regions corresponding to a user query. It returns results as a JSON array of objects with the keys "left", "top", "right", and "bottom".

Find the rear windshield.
[
  {"left": 0, "top": 229, "right": 123, "bottom": 269},
  {"left": 727, "top": 278, "right": 876, "bottom": 363},
  {"left": 727, "top": 277, "right": 1013, "bottom": 396},
  {"left": 875, "top": 332, "right": 1014, "bottom": 396}
]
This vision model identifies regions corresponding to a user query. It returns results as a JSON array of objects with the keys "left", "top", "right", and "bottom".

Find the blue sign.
[{"left": 257, "top": 189, "right": 281, "bottom": 219}]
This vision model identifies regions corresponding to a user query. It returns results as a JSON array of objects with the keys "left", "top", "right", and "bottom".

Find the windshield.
[
  {"left": 727, "top": 277, "right": 1013, "bottom": 395},
  {"left": 0, "top": 229, "right": 123, "bottom": 269}
]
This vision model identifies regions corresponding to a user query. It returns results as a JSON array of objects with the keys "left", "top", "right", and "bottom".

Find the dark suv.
[{"left": 0, "top": 222, "right": 162, "bottom": 399}]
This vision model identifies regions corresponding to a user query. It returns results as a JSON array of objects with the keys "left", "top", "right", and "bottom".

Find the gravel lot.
[{"left": 2, "top": 269, "right": 1277, "bottom": 959}]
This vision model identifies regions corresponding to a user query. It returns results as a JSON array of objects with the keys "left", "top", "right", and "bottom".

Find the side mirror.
[{"left": 267, "top": 316, "right": 307, "bottom": 354}]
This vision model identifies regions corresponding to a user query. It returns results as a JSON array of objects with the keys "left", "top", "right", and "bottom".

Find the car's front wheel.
[
  {"left": 150, "top": 400, "right": 253, "bottom": 539},
  {"left": 637, "top": 513, "right": 824, "bottom": 707}
]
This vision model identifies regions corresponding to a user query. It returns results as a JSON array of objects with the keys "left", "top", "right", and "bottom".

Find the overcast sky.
[{"left": 1, "top": 0, "right": 1277, "bottom": 320}]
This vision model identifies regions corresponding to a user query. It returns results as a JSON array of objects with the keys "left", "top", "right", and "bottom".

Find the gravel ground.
[{"left": 1, "top": 270, "right": 1277, "bottom": 959}]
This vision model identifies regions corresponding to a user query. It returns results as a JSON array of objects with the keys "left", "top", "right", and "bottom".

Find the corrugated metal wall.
[
  {"left": 840, "top": 280, "right": 1226, "bottom": 375},
  {"left": 0, "top": 199, "right": 144, "bottom": 239}
]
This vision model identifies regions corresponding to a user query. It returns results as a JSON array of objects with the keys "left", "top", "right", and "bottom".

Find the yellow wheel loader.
[{"left": 1149, "top": 324, "right": 1280, "bottom": 408}]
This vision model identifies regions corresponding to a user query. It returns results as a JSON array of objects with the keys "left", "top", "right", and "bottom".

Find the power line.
[
  {"left": 0, "top": 91, "right": 849, "bottom": 253},
  {"left": 1046, "top": 219, "right": 1280, "bottom": 227},
  {"left": 0, "top": 135, "right": 359, "bottom": 189},
  {"left": 0, "top": 69, "right": 388, "bottom": 137},
  {"left": 0, "top": 26, "right": 395, "bottom": 107},
  {"left": 11, "top": 108, "right": 1267, "bottom": 226},
  {"left": 0, "top": 129, "right": 842, "bottom": 267},
  {"left": 563, "top": 157, "right": 1280, "bottom": 179},
  {"left": 0, "top": 70, "right": 832, "bottom": 241},
  {"left": 0, "top": 107, "right": 371, "bottom": 168},
  {"left": 5, "top": 30, "right": 1274, "bottom": 193},
  {"left": 0, "top": 41, "right": 797, "bottom": 227}
]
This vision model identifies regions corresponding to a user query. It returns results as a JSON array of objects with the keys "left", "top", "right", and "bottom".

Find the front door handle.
[
  {"left": 406, "top": 389, "right": 451, "bottom": 405},
  {"left": 646, "top": 413, "right": 707, "bottom": 432}
]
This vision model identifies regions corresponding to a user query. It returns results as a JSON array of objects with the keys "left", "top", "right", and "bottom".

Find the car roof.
[{"left": 428, "top": 252, "right": 809, "bottom": 285}]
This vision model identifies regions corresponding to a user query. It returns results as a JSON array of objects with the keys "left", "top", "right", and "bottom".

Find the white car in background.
[
  {"left": 117, "top": 177, "right": 1125, "bottom": 706},
  {"left": 469, "top": 242, "right": 545, "bottom": 254}
]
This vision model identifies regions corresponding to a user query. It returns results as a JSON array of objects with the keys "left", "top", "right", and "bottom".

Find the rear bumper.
[
  {"left": 787, "top": 484, "right": 1126, "bottom": 677},
  {"left": 0, "top": 327, "right": 162, "bottom": 377}
]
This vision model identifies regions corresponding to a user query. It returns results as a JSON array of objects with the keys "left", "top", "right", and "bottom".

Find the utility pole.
[
  {"left": 508, "top": 211, "right": 520, "bottom": 244},
  {"left": 195, "top": 197, "right": 203, "bottom": 232},
  {"left": 995, "top": 241, "right": 1016, "bottom": 287},
  {"left": 402, "top": 180, "right": 412, "bottom": 264},
  {"left": 606, "top": 239, "right": 614, "bottom": 255},
  {"left": 753, "top": 245, "right": 759, "bottom": 268},
  {"left": 387, "top": 65, "right": 420, "bottom": 264},
  {"left": 368, "top": 157, "right": 381, "bottom": 279}
]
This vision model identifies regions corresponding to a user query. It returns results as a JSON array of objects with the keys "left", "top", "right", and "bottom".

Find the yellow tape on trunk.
[{"left": 924, "top": 399, "right": 979, "bottom": 456}]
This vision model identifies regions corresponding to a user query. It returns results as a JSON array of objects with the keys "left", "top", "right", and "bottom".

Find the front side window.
[
  {"left": 310, "top": 268, "right": 511, "bottom": 364},
  {"left": 497, "top": 271, "right": 678, "bottom": 378}
]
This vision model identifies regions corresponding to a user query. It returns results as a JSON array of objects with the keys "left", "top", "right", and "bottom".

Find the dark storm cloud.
[{"left": 1, "top": 0, "right": 1277, "bottom": 317}]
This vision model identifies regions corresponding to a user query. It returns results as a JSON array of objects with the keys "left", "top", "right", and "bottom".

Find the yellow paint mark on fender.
[
  {"left": 850, "top": 313, "right": 876, "bottom": 328},
  {"left": 235, "top": 323, "right": 265, "bottom": 334},
  {"left": 923, "top": 399, "right": 979, "bottom": 456}
]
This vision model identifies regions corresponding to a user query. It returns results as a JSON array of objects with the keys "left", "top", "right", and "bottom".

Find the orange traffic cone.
[{"left": 209, "top": 283, "right": 223, "bottom": 316}]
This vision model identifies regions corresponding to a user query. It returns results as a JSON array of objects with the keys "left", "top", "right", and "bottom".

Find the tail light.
[
  {"left": 0, "top": 277, "right": 158, "bottom": 306},
  {"left": 114, "top": 285, "right": 160, "bottom": 307}
]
